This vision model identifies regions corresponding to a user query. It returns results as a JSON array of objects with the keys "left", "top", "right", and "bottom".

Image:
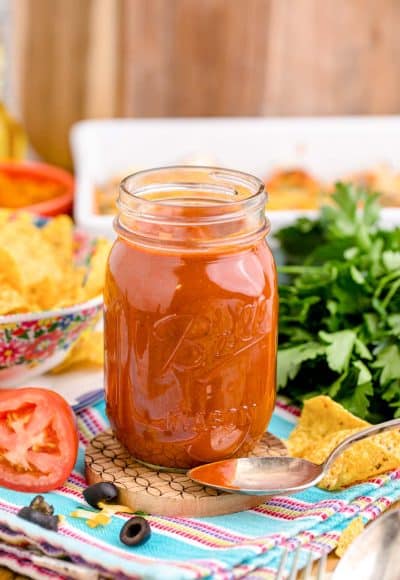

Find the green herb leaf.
[
  {"left": 341, "top": 382, "right": 374, "bottom": 418},
  {"left": 319, "top": 330, "right": 357, "bottom": 373},
  {"left": 277, "top": 343, "right": 325, "bottom": 388},
  {"left": 353, "top": 360, "right": 372, "bottom": 385},
  {"left": 382, "top": 250, "right": 400, "bottom": 272},
  {"left": 354, "top": 338, "right": 373, "bottom": 360},
  {"left": 373, "top": 344, "right": 400, "bottom": 385}
]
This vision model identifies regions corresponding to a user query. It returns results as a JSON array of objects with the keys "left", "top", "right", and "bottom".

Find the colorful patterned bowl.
[
  {"left": 0, "top": 220, "right": 104, "bottom": 386},
  {"left": 0, "top": 297, "right": 103, "bottom": 386}
]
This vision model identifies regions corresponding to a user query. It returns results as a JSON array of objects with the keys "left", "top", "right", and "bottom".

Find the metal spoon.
[{"left": 187, "top": 418, "right": 400, "bottom": 495}]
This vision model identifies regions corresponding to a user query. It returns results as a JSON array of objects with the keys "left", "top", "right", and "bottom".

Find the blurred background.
[{"left": 2, "top": 0, "right": 400, "bottom": 169}]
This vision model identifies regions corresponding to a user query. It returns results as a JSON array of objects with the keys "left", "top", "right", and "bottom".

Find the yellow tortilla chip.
[
  {"left": 0, "top": 219, "right": 63, "bottom": 290},
  {"left": 53, "top": 266, "right": 87, "bottom": 308},
  {"left": 25, "top": 275, "right": 61, "bottom": 311},
  {"left": 51, "top": 329, "right": 104, "bottom": 373},
  {"left": 335, "top": 517, "right": 364, "bottom": 557},
  {"left": 295, "top": 428, "right": 360, "bottom": 464},
  {"left": 0, "top": 209, "right": 31, "bottom": 228},
  {"left": 287, "top": 396, "right": 368, "bottom": 457},
  {"left": 288, "top": 396, "right": 400, "bottom": 490},
  {"left": 0, "top": 285, "right": 29, "bottom": 315},
  {"left": 0, "top": 247, "right": 23, "bottom": 291},
  {"left": 0, "top": 208, "right": 10, "bottom": 227},
  {"left": 373, "top": 430, "right": 400, "bottom": 454},
  {"left": 41, "top": 215, "right": 74, "bottom": 268},
  {"left": 313, "top": 435, "right": 399, "bottom": 490},
  {"left": 0, "top": 210, "right": 109, "bottom": 314},
  {"left": 83, "top": 239, "right": 111, "bottom": 300}
]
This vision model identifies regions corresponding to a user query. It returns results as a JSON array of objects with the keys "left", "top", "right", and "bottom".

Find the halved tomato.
[{"left": 0, "top": 387, "right": 78, "bottom": 492}]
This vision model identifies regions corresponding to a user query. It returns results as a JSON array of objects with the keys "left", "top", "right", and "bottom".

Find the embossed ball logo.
[{"left": 151, "top": 297, "right": 269, "bottom": 375}]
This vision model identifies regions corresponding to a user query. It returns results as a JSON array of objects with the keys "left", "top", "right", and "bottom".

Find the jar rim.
[
  {"left": 116, "top": 166, "right": 269, "bottom": 251},
  {"left": 119, "top": 165, "right": 265, "bottom": 207}
]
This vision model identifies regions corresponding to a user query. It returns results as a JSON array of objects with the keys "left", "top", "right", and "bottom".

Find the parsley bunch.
[{"left": 276, "top": 183, "right": 400, "bottom": 422}]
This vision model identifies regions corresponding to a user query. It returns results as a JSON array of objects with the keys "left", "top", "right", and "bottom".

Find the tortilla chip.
[
  {"left": 0, "top": 219, "right": 63, "bottom": 290},
  {"left": 83, "top": 239, "right": 111, "bottom": 300},
  {"left": 288, "top": 396, "right": 400, "bottom": 490},
  {"left": 0, "top": 210, "right": 109, "bottom": 314},
  {"left": 336, "top": 517, "right": 364, "bottom": 557},
  {"left": 297, "top": 428, "right": 360, "bottom": 464},
  {"left": 287, "top": 396, "right": 368, "bottom": 457},
  {"left": 0, "top": 285, "right": 29, "bottom": 315},
  {"left": 0, "top": 209, "right": 31, "bottom": 228},
  {"left": 53, "top": 266, "right": 87, "bottom": 308},
  {"left": 25, "top": 276, "right": 61, "bottom": 311},
  {"left": 373, "top": 430, "right": 400, "bottom": 454},
  {"left": 41, "top": 214, "right": 74, "bottom": 268},
  {"left": 0, "top": 247, "right": 23, "bottom": 291},
  {"left": 51, "top": 329, "right": 104, "bottom": 373},
  {"left": 314, "top": 436, "right": 399, "bottom": 490}
]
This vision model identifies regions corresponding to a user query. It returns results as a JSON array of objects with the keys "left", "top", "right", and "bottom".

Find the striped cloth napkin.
[{"left": 0, "top": 399, "right": 399, "bottom": 580}]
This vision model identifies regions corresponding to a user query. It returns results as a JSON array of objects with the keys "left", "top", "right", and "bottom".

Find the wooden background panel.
[
  {"left": 14, "top": 0, "right": 119, "bottom": 167},
  {"left": 16, "top": 0, "right": 92, "bottom": 167},
  {"left": 119, "top": 0, "right": 270, "bottom": 117},
  {"left": 263, "top": 0, "right": 400, "bottom": 115},
  {"left": 13, "top": 0, "right": 400, "bottom": 167},
  {"left": 119, "top": 0, "right": 400, "bottom": 117}
]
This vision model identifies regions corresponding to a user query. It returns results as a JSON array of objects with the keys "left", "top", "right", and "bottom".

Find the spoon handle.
[{"left": 323, "top": 417, "right": 400, "bottom": 471}]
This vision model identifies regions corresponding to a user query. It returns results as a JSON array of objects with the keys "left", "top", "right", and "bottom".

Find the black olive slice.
[
  {"left": 29, "top": 495, "right": 54, "bottom": 515},
  {"left": 83, "top": 482, "right": 118, "bottom": 508},
  {"left": 18, "top": 507, "right": 59, "bottom": 531},
  {"left": 120, "top": 516, "right": 151, "bottom": 546}
]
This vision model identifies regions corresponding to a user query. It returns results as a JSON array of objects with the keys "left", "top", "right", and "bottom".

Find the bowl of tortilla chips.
[{"left": 0, "top": 210, "right": 110, "bottom": 385}]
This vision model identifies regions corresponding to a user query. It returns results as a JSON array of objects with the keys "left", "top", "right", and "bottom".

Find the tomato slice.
[{"left": 0, "top": 387, "right": 78, "bottom": 492}]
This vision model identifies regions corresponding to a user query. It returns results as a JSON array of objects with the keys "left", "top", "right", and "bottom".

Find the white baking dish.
[{"left": 71, "top": 116, "right": 400, "bottom": 238}]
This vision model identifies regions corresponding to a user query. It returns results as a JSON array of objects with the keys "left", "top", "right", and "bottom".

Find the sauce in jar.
[{"left": 105, "top": 167, "right": 278, "bottom": 469}]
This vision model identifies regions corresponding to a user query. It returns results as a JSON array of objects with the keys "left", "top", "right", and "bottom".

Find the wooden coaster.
[{"left": 85, "top": 430, "right": 287, "bottom": 517}]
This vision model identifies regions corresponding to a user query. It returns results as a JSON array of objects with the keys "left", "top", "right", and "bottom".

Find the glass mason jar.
[{"left": 104, "top": 166, "right": 278, "bottom": 470}]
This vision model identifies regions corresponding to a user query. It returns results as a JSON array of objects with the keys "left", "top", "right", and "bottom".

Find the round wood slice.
[{"left": 85, "top": 430, "right": 287, "bottom": 517}]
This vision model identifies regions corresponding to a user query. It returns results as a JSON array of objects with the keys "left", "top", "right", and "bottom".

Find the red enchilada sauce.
[{"left": 105, "top": 167, "right": 278, "bottom": 469}]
